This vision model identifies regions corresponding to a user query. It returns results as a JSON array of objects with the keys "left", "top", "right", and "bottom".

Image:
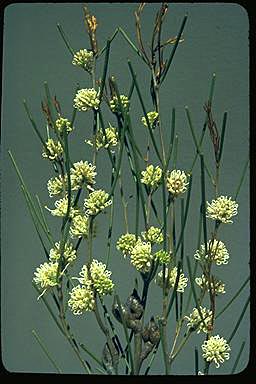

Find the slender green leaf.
[
  {"left": 164, "top": 108, "right": 176, "bottom": 171},
  {"left": 160, "top": 15, "right": 188, "bottom": 84},
  {"left": 80, "top": 343, "right": 105, "bottom": 369},
  {"left": 8, "top": 150, "right": 54, "bottom": 245},
  {"left": 119, "top": 27, "right": 148, "bottom": 64},
  {"left": 174, "top": 175, "right": 192, "bottom": 256},
  {"left": 99, "top": 40, "right": 111, "bottom": 101},
  {"left": 217, "top": 111, "right": 228, "bottom": 164},
  {"left": 235, "top": 158, "right": 249, "bottom": 200},
  {"left": 228, "top": 296, "right": 249, "bottom": 343},
  {"left": 32, "top": 329, "right": 62, "bottom": 373},
  {"left": 231, "top": 341, "right": 246, "bottom": 374},
  {"left": 185, "top": 107, "right": 213, "bottom": 182},
  {"left": 22, "top": 187, "right": 49, "bottom": 259},
  {"left": 128, "top": 60, "right": 163, "bottom": 165},
  {"left": 186, "top": 256, "right": 208, "bottom": 329},
  {"left": 32, "top": 283, "right": 65, "bottom": 336},
  {"left": 96, "top": 28, "right": 119, "bottom": 58},
  {"left": 57, "top": 23, "right": 75, "bottom": 56},
  {"left": 23, "top": 100, "right": 47, "bottom": 150},
  {"left": 167, "top": 261, "right": 182, "bottom": 317},
  {"left": 216, "top": 276, "right": 249, "bottom": 319}
]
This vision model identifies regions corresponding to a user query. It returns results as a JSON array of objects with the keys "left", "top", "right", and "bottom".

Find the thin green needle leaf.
[
  {"left": 228, "top": 296, "right": 249, "bottom": 343},
  {"left": 32, "top": 330, "right": 62, "bottom": 373},
  {"left": 32, "top": 283, "right": 65, "bottom": 336},
  {"left": 186, "top": 256, "right": 208, "bottom": 330},
  {"left": 70, "top": 84, "right": 80, "bottom": 126},
  {"left": 22, "top": 188, "right": 49, "bottom": 259},
  {"left": 44, "top": 82, "right": 57, "bottom": 129},
  {"left": 57, "top": 23, "right": 75, "bottom": 56},
  {"left": 217, "top": 111, "right": 228, "bottom": 164},
  {"left": 174, "top": 175, "right": 192, "bottom": 256},
  {"left": 35, "top": 195, "right": 52, "bottom": 240},
  {"left": 96, "top": 28, "right": 119, "bottom": 58},
  {"left": 216, "top": 276, "right": 249, "bottom": 319},
  {"left": 8, "top": 151, "right": 54, "bottom": 245},
  {"left": 234, "top": 158, "right": 249, "bottom": 200},
  {"left": 200, "top": 155, "right": 208, "bottom": 252},
  {"left": 167, "top": 261, "right": 182, "bottom": 317},
  {"left": 162, "top": 180, "right": 167, "bottom": 251},
  {"left": 79, "top": 343, "right": 105, "bottom": 369},
  {"left": 173, "top": 135, "right": 178, "bottom": 168},
  {"left": 175, "top": 175, "right": 193, "bottom": 254},
  {"left": 128, "top": 60, "right": 163, "bottom": 165},
  {"left": 209, "top": 73, "right": 216, "bottom": 105},
  {"left": 164, "top": 108, "right": 176, "bottom": 171},
  {"left": 23, "top": 100, "right": 47, "bottom": 150},
  {"left": 99, "top": 40, "right": 111, "bottom": 101},
  {"left": 118, "top": 27, "right": 148, "bottom": 64},
  {"left": 126, "top": 116, "right": 147, "bottom": 226},
  {"left": 185, "top": 107, "right": 213, "bottom": 182},
  {"left": 231, "top": 341, "right": 246, "bottom": 374},
  {"left": 160, "top": 15, "right": 188, "bottom": 84}
]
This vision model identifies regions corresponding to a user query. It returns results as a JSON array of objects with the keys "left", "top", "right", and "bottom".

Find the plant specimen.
[{"left": 9, "top": 3, "right": 249, "bottom": 375}]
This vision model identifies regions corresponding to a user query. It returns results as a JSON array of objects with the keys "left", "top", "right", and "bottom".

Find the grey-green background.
[{"left": 1, "top": 2, "right": 249, "bottom": 375}]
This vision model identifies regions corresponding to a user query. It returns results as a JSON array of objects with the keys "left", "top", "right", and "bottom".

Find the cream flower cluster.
[
  {"left": 73, "top": 88, "right": 100, "bottom": 111},
  {"left": 201, "top": 335, "right": 231, "bottom": 368},
  {"left": 55, "top": 117, "right": 73, "bottom": 134},
  {"left": 195, "top": 274, "right": 225, "bottom": 295},
  {"left": 89, "top": 260, "right": 114, "bottom": 296},
  {"left": 156, "top": 266, "right": 188, "bottom": 292},
  {"left": 70, "top": 160, "right": 97, "bottom": 190},
  {"left": 166, "top": 170, "right": 189, "bottom": 197},
  {"left": 141, "top": 165, "right": 163, "bottom": 189},
  {"left": 130, "top": 239, "right": 152, "bottom": 273},
  {"left": 33, "top": 262, "right": 58, "bottom": 291},
  {"left": 141, "top": 226, "right": 164, "bottom": 244},
  {"left": 207, "top": 196, "right": 238, "bottom": 224},
  {"left": 184, "top": 306, "right": 212, "bottom": 334},
  {"left": 109, "top": 94, "right": 129, "bottom": 113},
  {"left": 68, "top": 260, "right": 114, "bottom": 315},
  {"left": 49, "top": 241, "right": 77, "bottom": 264},
  {"left": 84, "top": 189, "right": 112, "bottom": 216},
  {"left": 68, "top": 285, "right": 95, "bottom": 315},
  {"left": 42, "top": 139, "right": 63, "bottom": 161},
  {"left": 69, "top": 214, "right": 89, "bottom": 239},
  {"left": 153, "top": 249, "right": 171, "bottom": 265},
  {"left": 86, "top": 125, "right": 119, "bottom": 151},
  {"left": 116, "top": 233, "right": 137, "bottom": 256},
  {"left": 72, "top": 49, "right": 94, "bottom": 73},
  {"left": 45, "top": 195, "right": 79, "bottom": 218},
  {"left": 141, "top": 111, "right": 159, "bottom": 128},
  {"left": 194, "top": 239, "right": 229, "bottom": 266},
  {"left": 47, "top": 175, "right": 67, "bottom": 197}
]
